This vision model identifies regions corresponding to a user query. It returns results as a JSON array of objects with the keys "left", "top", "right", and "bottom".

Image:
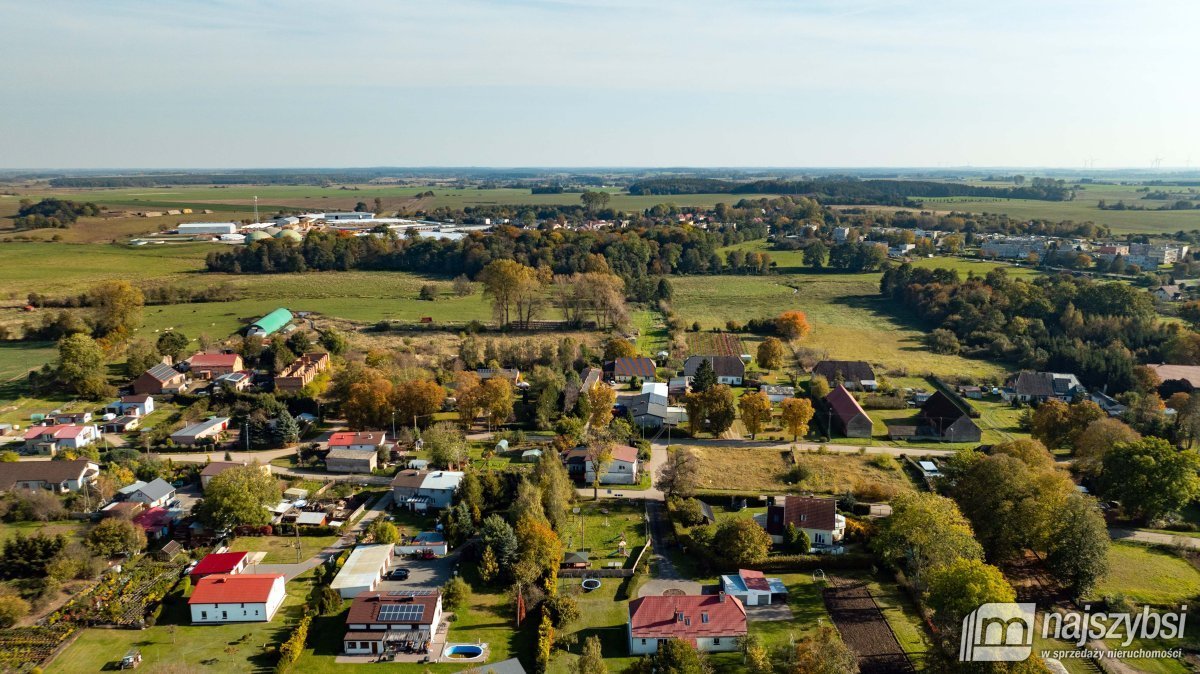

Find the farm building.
[
  {"left": 765, "top": 495, "right": 845, "bottom": 548},
  {"left": 824, "top": 385, "right": 872, "bottom": 438},
  {"left": 178, "top": 222, "right": 238, "bottom": 236},
  {"left": 342, "top": 590, "right": 443, "bottom": 656},
  {"left": 683, "top": 356, "right": 745, "bottom": 386},
  {"left": 247, "top": 308, "right": 294, "bottom": 337},
  {"left": 274, "top": 352, "right": 330, "bottom": 391},
  {"left": 186, "top": 352, "right": 244, "bottom": 379},
  {"left": 133, "top": 362, "right": 186, "bottom": 395},
  {"left": 627, "top": 594, "right": 747, "bottom": 655},
  {"left": 189, "top": 574, "right": 287, "bottom": 624},
  {"left": 323, "top": 212, "right": 375, "bottom": 221},
  {"left": 331, "top": 545, "right": 396, "bottom": 599},
  {"left": 811, "top": 361, "right": 877, "bottom": 391},
  {"left": 917, "top": 391, "right": 981, "bottom": 443}
]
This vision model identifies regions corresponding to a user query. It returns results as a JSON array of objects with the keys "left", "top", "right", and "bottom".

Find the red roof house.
[
  {"left": 328, "top": 431, "right": 388, "bottom": 451},
  {"left": 188, "top": 574, "right": 287, "bottom": 623},
  {"left": 186, "top": 352, "right": 244, "bottom": 379},
  {"left": 190, "top": 551, "right": 250, "bottom": 578},
  {"left": 627, "top": 594, "right": 747, "bottom": 655}
]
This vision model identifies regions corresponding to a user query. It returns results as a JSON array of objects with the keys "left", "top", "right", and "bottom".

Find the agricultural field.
[
  {"left": 685, "top": 331, "right": 746, "bottom": 356},
  {"left": 911, "top": 183, "right": 1200, "bottom": 235}
]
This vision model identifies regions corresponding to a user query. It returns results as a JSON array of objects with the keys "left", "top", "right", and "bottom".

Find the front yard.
[
  {"left": 688, "top": 444, "right": 916, "bottom": 499},
  {"left": 228, "top": 533, "right": 341, "bottom": 564}
]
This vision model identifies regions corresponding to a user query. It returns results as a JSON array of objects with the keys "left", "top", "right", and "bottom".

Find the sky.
[{"left": 2, "top": 0, "right": 1198, "bottom": 169}]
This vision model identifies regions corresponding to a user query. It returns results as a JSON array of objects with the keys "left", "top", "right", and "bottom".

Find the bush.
[
  {"left": 868, "top": 454, "right": 898, "bottom": 471},
  {"left": 443, "top": 577, "right": 471, "bottom": 613},
  {"left": 276, "top": 614, "right": 311, "bottom": 673},
  {"left": 544, "top": 594, "right": 581, "bottom": 628},
  {"left": 673, "top": 498, "right": 708, "bottom": 527},
  {"left": 860, "top": 393, "right": 908, "bottom": 410}
]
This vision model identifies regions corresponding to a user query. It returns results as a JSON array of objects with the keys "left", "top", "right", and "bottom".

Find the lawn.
[
  {"left": 561, "top": 501, "right": 648, "bottom": 568},
  {"left": 228, "top": 534, "right": 342, "bottom": 565},
  {"left": 687, "top": 444, "right": 915, "bottom": 499},
  {"left": 0, "top": 341, "right": 57, "bottom": 381},
  {"left": 669, "top": 272, "right": 1007, "bottom": 380},
  {"left": 548, "top": 575, "right": 643, "bottom": 674},
  {"left": 0, "top": 519, "right": 88, "bottom": 542},
  {"left": 630, "top": 308, "right": 667, "bottom": 356},
  {"left": 48, "top": 570, "right": 316, "bottom": 673},
  {"left": 1092, "top": 542, "right": 1200, "bottom": 605}
]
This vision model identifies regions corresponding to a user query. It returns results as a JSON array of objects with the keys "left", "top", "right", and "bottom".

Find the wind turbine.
[{"left": 1152, "top": 157, "right": 1164, "bottom": 170}]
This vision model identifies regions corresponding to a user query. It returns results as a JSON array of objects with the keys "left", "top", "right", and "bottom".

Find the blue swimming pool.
[{"left": 445, "top": 644, "right": 485, "bottom": 660}]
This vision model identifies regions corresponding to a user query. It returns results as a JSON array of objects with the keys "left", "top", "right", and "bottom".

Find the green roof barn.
[{"left": 248, "top": 308, "right": 293, "bottom": 337}]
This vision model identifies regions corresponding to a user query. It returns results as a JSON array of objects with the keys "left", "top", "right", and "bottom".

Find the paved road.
[{"left": 1109, "top": 527, "right": 1200, "bottom": 550}]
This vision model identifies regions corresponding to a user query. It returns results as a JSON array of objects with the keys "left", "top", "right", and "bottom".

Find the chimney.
[{"left": 718, "top": 591, "right": 726, "bottom": 603}]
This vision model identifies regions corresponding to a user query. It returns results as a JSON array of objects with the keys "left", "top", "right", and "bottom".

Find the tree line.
[{"left": 628, "top": 176, "right": 1074, "bottom": 203}]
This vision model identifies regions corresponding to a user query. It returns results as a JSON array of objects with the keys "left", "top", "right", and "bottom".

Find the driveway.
[
  {"left": 380, "top": 551, "right": 459, "bottom": 590},
  {"left": 1109, "top": 527, "right": 1200, "bottom": 550},
  {"left": 745, "top": 602, "right": 794, "bottom": 622}
]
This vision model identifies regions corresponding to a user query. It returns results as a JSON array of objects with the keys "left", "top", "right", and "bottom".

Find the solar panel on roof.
[{"left": 378, "top": 604, "right": 425, "bottom": 622}]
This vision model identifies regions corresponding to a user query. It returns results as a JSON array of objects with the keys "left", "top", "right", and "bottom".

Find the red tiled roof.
[
  {"left": 612, "top": 444, "right": 638, "bottom": 463},
  {"left": 329, "top": 431, "right": 387, "bottom": 447},
  {"left": 189, "top": 574, "right": 282, "bottom": 605},
  {"left": 188, "top": 352, "right": 241, "bottom": 368},
  {"left": 739, "top": 569, "right": 771, "bottom": 592},
  {"left": 612, "top": 357, "right": 656, "bottom": 378},
  {"left": 776, "top": 495, "right": 838, "bottom": 532},
  {"left": 22, "top": 424, "right": 91, "bottom": 440},
  {"left": 132, "top": 506, "right": 173, "bottom": 532},
  {"left": 628, "top": 595, "right": 747, "bottom": 639},
  {"left": 191, "top": 551, "right": 249, "bottom": 577},
  {"left": 825, "top": 384, "right": 868, "bottom": 424}
]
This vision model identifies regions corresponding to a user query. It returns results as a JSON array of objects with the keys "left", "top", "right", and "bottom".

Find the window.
[
  {"left": 701, "top": 613, "right": 709, "bottom": 624},
  {"left": 201, "top": 611, "right": 207, "bottom": 619},
  {"left": 713, "top": 638, "right": 721, "bottom": 645},
  {"left": 221, "top": 611, "right": 227, "bottom": 620},
  {"left": 640, "top": 639, "right": 647, "bottom": 646}
]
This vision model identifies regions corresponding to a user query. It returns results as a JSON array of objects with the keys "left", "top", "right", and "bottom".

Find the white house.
[
  {"left": 0, "top": 459, "right": 99, "bottom": 493},
  {"left": 759, "top": 385, "right": 795, "bottom": 403},
  {"left": 331, "top": 545, "right": 394, "bottom": 599},
  {"left": 22, "top": 424, "right": 100, "bottom": 456},
  {"left": 327, "top": 431, "right": 388, "bottom": 453},
  {"left": 123, "top": 478, "right": 176, "bottom": 508},
  {"left": 562, "top": 444, "right": 640, "bottom": 485},
  {"left": 682, "top": 356, "right": 745, "bottom": 386},
  {"left": 189, "top": 574, "right": 287, "bottom": 623},
  {"left": 765, "top": 495, "right": 846, "bottom": 549},
  {"left": 106, "top": 394, "right": 155, "bottom": 417},
  {"left": 627, "top": 594, "right": 747, "bottom": 655},
  {"left": 719, "top": 569, "right": 787, "bottom": 606},
  {"left": 390, "top": 470, "right": 464, "bottom": 511},
  {"left": 343, "top": 591, "right": 443, "bottom": 656}
]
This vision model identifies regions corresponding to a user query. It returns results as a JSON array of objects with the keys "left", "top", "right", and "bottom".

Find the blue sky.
[{"left": 2, "top": 0, "right": 1197, "bottom": 168}]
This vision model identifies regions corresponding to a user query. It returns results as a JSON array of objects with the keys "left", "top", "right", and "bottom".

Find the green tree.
[
  {"left": 479, "top": 514, "right": 519, "bottom": 568},
  {"left": 533, "top": 449, "right": 576, "bottom": 531},
  {"left": 574, "top": 635, "right": 607, "bottom": 674},
  {"left": 1074, "top": 417, "right": 1140, "bottom": 477},
  {"left": 580, "top": 190, "right": 611, "bottom": 212},
  {"left": 925, "top": 558, "right": 1016, "bottom": 647},
  {"left": 197, "top": 464, "right": 280, "bottom": 528},
  {"left": 874, "top": 492, "right": 983, "bottom": 590},
  {"left": 56, "top": 333, "right": 111, "bottom": 399},
  {"left": 784, "top": 523, "right": 810, "bottom": 553},
  {"left": 155, "top": 330, "right": 190, "bottom": 360},
  {"left": 649, "top": 638, "right": 710, "bottom": 674},
  {"left": 317, "top": 327, "right": 348, "bottom": 355},
  {"left": 425, "top": 422, "right": 468, "bottom": 469},
  {"left": 367, "top": 518, "right": 400, "bottom": 544},
  {"left": 86, "top": 518, "right": 147, "bottom": 557},
  {"left": 803, "top": 241, "right": 828, "bottom": 269},
  {"left": 1045, "top": 493, "right": 1110, "bottom": 599},
  {"left": 711, "top": 518, "right": 771, "bottom": 566},
  {"left": 123, "top": 339, "right": 160, "bottom": 378},
  {"left": 691, "top": 358, "right": 717, "bottom": 393},
  {"left": 808, "top": 375, "right": 831, "bottom": 400},
  {"left": 586, "top": 440, "right": 614, "bottom": 500},
  {"left": 1100, "top": 438, "right": 1200, "bottom": 520},
  {"left": 479, "top": 545, "right": 500, "bottom": 583},
  {"left": 442, "top": 576, "right": 472, "bottom": 613},
  {"left": 275, "top": 410, "right": 300, "bottom": 446},
  {"left": 544, "top": 594, "right": 581, "bottom": 628}
]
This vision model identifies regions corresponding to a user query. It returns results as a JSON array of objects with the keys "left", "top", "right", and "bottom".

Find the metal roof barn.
[{"left": 248, "top": 308, "right": 293, "bottom": 337}]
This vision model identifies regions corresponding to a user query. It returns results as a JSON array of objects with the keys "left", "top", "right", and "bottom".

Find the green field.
[
  {"left": 228, "top": 534, "right": 341, "bottom": 565},
  {"left": 670, "top": 272, "right": 1006, "bottom": 380},
  {"left": 914, "top": 183, "right": 1200, "bottom": 235},
  {"left": 1093, "top": 542, "right": 1200, "bottom": 605}
]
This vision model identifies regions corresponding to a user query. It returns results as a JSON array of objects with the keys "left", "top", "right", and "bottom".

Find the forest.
[{"left": 628, "top": 176, "right": 1074, "bottom": 203}]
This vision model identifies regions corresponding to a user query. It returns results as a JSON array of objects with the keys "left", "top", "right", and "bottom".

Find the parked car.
[{"left": 387, "top": 568, "right": 410, "bottom": 581}]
